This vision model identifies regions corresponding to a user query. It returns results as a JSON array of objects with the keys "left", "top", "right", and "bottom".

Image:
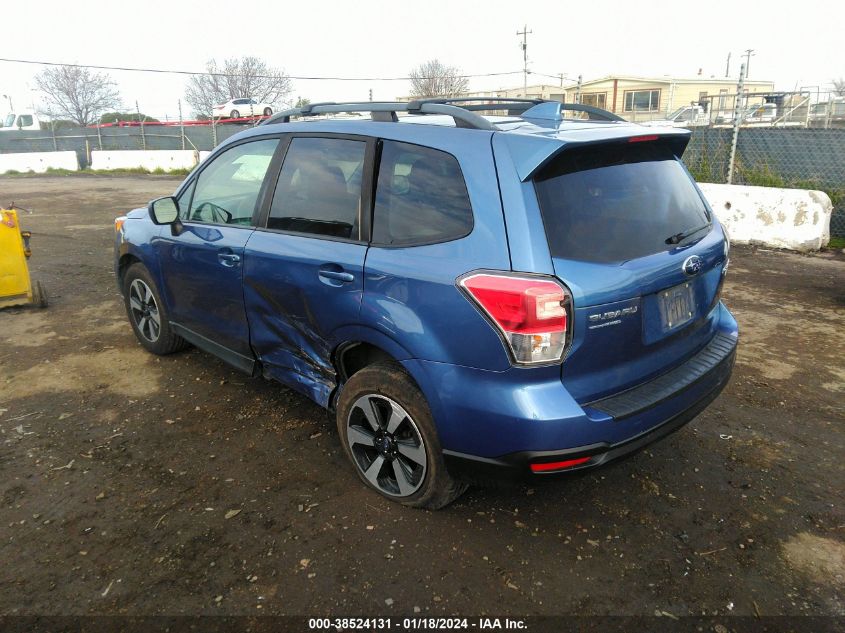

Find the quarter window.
[
  {"left": 623, "top": 89, "right": 661, "bottom": 112},
  {"left": 268, "top": 137, "right": 366, "bottom": 239},
  {"left": 371, "top": 141, "right": 473, "bottom": 246},
  {"left": 187, "top": 138, "right": 279, "bottom": 226}
]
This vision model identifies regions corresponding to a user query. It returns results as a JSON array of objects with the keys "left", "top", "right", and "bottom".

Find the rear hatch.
[{"left": 532, "top": 139, "right": 727, "bottom": 403}]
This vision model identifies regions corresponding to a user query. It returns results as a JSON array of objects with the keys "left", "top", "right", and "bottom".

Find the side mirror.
[{"left": 149, "top": 196, "right": 179, "bottom": 225}]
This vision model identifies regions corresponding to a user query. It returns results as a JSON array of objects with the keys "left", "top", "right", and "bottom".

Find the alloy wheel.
[
  {"left": 346, "top": 394, "right": 427, "bottom": 497},
  {"left": 128, "top": 279, "right": 161, "bottom": 343}
]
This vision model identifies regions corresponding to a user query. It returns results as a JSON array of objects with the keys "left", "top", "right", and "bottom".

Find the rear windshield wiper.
[{"left": 665, "top": 222, "right": 711, "bottom": 245}]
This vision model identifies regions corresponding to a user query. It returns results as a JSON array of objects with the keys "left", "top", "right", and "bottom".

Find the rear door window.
[
  {"left": 371, "top": 141, "right": 473, "bottom": 246},
  {"left": 534, "top": 143, "right": 710, "bottom": 263},
  {"left": 267, "top": 137, "right": 366, "bottom": 239}
]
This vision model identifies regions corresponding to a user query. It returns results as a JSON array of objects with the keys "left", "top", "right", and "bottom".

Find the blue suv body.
[{"left": 115, "top": 99, "right": 737, "bottom": 509}]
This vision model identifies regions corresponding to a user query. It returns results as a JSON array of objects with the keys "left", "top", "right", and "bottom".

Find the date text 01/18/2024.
[{"left": 307, "top": 617, "right": 527, "bottom": 630}]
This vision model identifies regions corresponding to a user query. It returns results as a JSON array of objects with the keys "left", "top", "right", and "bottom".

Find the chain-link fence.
[
  {"left": 2, "top": 100, "right": 844, "bottom": 237},
  {"left": 684, "top": 127, "right": 845, "bottom": 237}
]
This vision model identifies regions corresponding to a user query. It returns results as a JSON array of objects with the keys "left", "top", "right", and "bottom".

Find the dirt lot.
[{"left": 0, "top": 175, "right": 843, "bottom": 619}]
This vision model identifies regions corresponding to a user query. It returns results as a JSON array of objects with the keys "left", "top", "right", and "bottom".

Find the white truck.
[
  {"left": 641, "top": 105, "right": 709, "bottom": 128},
  {"left": 0, "top": 110, "right": 41, "bottom": 132}
]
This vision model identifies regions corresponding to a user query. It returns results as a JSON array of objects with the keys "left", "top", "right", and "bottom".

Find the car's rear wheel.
[
  {"left": 263, "top": 107, "right": 272, "bottom": 116},
  {"left": 230, "top": 109, "right": 240, "bottom": 118},
  {"left": 123, "top": 263, "right": 188, "bottom": 355},
  {"left": 336, "top": 362, "right": 467, "bottom": 509}
]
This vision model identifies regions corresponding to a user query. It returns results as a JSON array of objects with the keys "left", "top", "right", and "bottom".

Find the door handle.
[
  {"left": 218, "top": 253, "right": 241, "bottom": 267},
  {"left": 318, "top": 270, "right": 354, "bottom": 283}
]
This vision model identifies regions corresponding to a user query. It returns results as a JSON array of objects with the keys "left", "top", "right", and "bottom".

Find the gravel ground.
[{"left": 0, "top": 175, "right": 843, "bottom": 620}]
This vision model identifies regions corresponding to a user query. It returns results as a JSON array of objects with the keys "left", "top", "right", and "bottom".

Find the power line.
[{"left": 0, "top": 57, "right": 525, "bottom": 82}]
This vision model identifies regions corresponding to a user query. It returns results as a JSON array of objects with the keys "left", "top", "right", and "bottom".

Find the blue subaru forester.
[{"left": 114, "top": 99, "right": 737, "bottom": 509}]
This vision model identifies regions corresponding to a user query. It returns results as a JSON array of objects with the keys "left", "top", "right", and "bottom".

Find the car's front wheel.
[
  {"left": 230, "top": 109, "right": 240, "bottom": 118},
  {"left": 263, "top": 107, "right": 272, "bottom": 116},
  {"left": 123, "top": 263, "right": 188, "bottom": 355},
  {"left": 336, "top": 362, "right": 467, "bottom": 509}
]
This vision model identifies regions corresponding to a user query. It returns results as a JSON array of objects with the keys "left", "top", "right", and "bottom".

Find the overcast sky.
[{"left": 2, "top": 0, "right": 842, "bottom": 119}]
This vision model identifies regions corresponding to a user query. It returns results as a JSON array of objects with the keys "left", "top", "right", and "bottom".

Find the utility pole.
[
  {"left": 725, "top": 52, "right": 731, "bottom": 78},
  {"left": 516, "top": 25, "right": 532, "bottom": 96},
  {"left": 743, "top": 49, "right": 755, "bottom": 78}
]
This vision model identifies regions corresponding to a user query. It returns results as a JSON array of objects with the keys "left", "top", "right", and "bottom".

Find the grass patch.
[
  {"left": 1, "top": 166, "right": 192, "bottom": 177},
  {"left": 828, "top": 236, "right": 845, "bottom": 250}
]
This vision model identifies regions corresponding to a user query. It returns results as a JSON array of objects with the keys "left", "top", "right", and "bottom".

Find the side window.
[
  {"left": 267, "top": 137, "right": 365, "bottom": 239},
  {"left": 372, "top": 141, "right": 473, "bottom": 246},
  {"left": 188, "top": 139, "right": 279, "bottom": 226},
  {"left": 19, "top": 115, "right": 33, "bottom": 127}
]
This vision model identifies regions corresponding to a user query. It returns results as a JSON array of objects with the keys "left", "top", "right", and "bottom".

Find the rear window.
[{"left": 534, "top": 143, "right": 710, "bottom": 263}]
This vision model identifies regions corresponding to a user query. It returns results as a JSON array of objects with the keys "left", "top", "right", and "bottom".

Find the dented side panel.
[{"left": 243, "top": 230, "right": 368, "bottom": 407}]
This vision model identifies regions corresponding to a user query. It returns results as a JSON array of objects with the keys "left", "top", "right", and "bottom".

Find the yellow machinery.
[{"left": 0, "top": 206, "right": 47, "bottom": 309}]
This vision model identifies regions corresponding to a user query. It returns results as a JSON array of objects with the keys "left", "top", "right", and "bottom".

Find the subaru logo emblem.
[{"left": 683, "top": 255, "right": 703, "bottom": 276}]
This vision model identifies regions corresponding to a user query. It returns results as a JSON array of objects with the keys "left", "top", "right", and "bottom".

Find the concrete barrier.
[
  {"left": 698, "top": 183, "right": 832, "bottom": 252},
  {"left": 0, "top": 151, "right": 79, "bottom": 174},
  {"left": 90, "top": 150, "right": 199, "bottom": 172}
]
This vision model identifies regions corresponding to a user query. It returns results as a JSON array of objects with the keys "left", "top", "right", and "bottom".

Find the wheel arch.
[
  {"left": 329, "top": 328, "right": 446, "bottom": 437},
  {"left": 117, "top": 253, "right": 142, "bottom": 293}
]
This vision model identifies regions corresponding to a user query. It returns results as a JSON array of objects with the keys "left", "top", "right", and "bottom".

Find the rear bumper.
[
  {"left": 402, "top": 303, "right": 738, "bottom": 482},
  {"left": 444, "top": 343, "right": 734, "bottom": 482}
]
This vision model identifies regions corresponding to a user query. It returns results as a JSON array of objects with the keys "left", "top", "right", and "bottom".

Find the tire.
[
  {"left": 230, "top": 109, "right": 240, "bottom": 119},
  {"left": 32, "top": 280, "right": 48, "bottom": 309},
  {"left": 336, "top": 362, "right": 467, "bottom": 510},
  {"left": 123, "top": 263, "right": 188, "bottom": 355},
  {"left": 263, "top": 107, "right": 272, "bottom": 116}
]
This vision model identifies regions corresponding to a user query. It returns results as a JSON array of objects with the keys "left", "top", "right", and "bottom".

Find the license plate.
[{"left": 658, "top": 282, "right": 695, "bottom": 331}]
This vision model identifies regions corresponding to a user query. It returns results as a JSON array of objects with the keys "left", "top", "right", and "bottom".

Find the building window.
[
  {"left": 718, "top": 89, "right": 728, "bottom": 110},
  {"left": 580, "top": 93, "right": 607, "bottom": 109},
  {"left": 623, "top": 89, "right": 661, "bottom": 112}
]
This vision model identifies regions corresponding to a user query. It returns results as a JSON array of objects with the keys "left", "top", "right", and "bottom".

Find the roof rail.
[
  {"left": 407, "top": 97, "right": 545, "bottom": 115},
  {"left": 259, "top": 98, "right": 623, "bottom": 129},
  {"left": 261, "top": 101, "right": 495, "bottom": 130}
]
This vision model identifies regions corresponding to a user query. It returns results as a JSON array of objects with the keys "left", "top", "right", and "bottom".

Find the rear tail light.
[{"left": 459, "top": 273, "right": 572, "bottom": 365}]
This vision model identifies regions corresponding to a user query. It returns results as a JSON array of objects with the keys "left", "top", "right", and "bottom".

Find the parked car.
[
  {"left": 114, "top": 99, "right": 737, "bottom": 509},
  {"left": 0, "top": 110, "right": 41, "bottom": 132},
  {"left": 212, "top": 98, "right": 273, "bottom": 119},
  {"left": 641, "top": 105, "right": 709, "bottom": 128}
]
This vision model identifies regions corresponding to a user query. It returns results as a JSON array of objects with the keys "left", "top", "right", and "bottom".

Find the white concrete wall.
[
  {"left": 90, "top": 150, "right": 199, "bottom": 172},
  {"left": 698, "top": 183, "right": 832, "bottom": 252},
  {"left": 0, "top": 151, "right": 78, "bottom": 174}
]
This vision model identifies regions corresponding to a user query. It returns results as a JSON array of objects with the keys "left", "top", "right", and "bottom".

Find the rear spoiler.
[{"left": 499, "top": 127, "right": 692, "bottom": 182}]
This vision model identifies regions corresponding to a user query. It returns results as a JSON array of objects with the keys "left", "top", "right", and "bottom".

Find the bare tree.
[
  {"left": 185, "top": 57, "right": 292, "bottom": 117},
  {"left": 35, "top": 65, "right": 121, "bottom": 126},
  {"left": 409, "top": 59, "right": 469, "bottom": 98},
  {"left": 833, "top": 78, "right": 845, "bottom": 97}
]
